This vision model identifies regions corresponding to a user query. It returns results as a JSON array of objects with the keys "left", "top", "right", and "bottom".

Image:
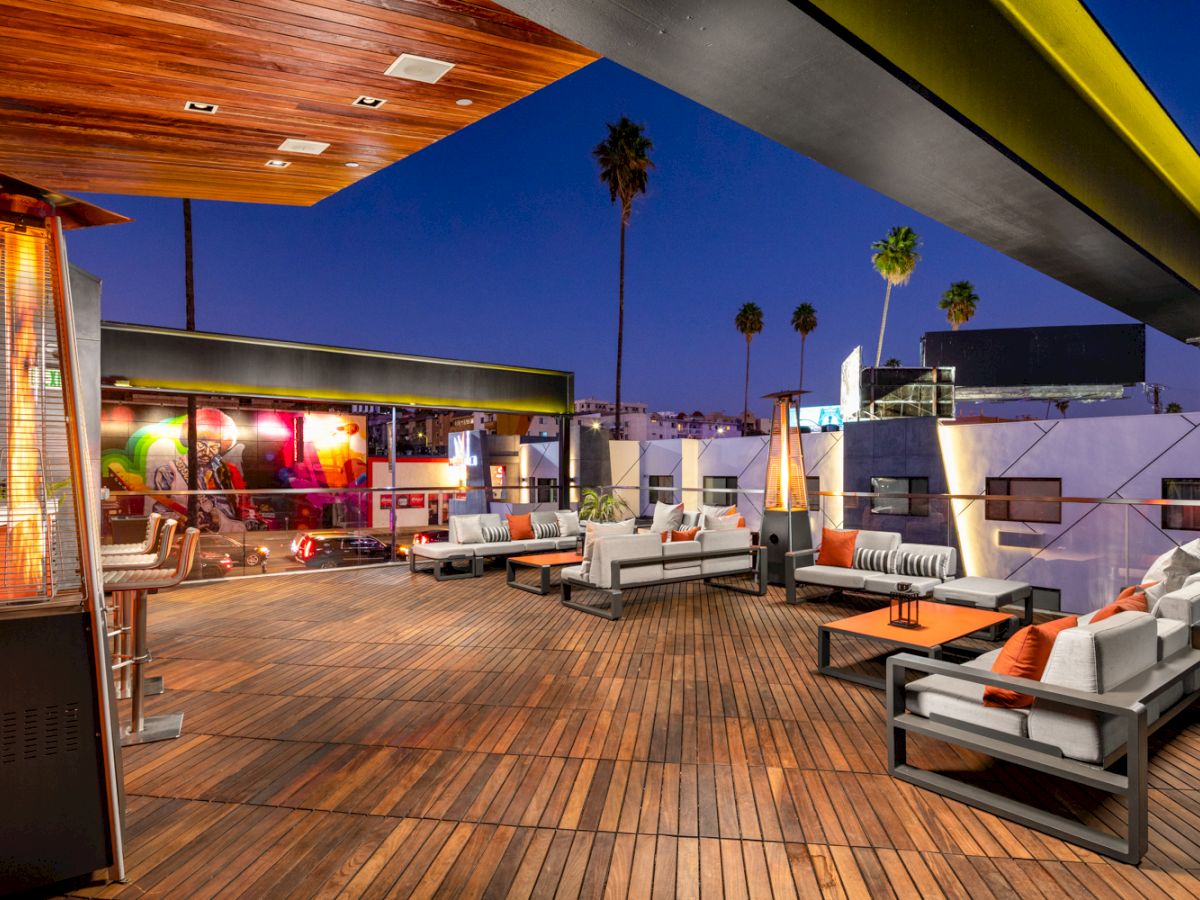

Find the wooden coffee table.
[
  {"left": 505, "top": 552, "right": 584, "bottom": 595},
  {"left": 818, "top": 603, "right": 1012, "bottom": 690}
]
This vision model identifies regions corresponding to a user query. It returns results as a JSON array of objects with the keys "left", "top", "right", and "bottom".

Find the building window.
[
  {"left": 985, "top": 477, "right": 1062, "bottom": 524},
  {"left": 703, "top": 475, "right": 738, "bottom": 507},
  {"left": 648, "top": 475, "right": 675, "bottom": 506},
  {"left": 870, "top": 476, "right": 929, "bottom": 517},
  {"left": 533, "top": 477, "right": 557, "bottom": 504},
  {"left": 806, "top": 476, "right": 821, "bottom": 512},
  {"left": 1163, "top": 478, "right": 1200, "bottom": 531}
]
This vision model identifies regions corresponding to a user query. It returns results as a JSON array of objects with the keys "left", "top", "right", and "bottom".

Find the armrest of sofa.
[
  {"left": 1156, "top": 583, "right": 1200, "bottom": 626},
  {"left": 784, "top": 548, "right": 817, "bottom": 560}
]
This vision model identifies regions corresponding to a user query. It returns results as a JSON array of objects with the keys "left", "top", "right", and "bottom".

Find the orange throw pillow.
[
  {"left": 1091, "top": 583, "right": 1154, "bottom": 623},
  {"left": 671, "top": 527, "right": 700, "bottom": 542},
  {"left": 506, "top": 513, "right": 534, "bottom": 541},
  {"left": 983, "top": 615, "right": 1078, "bottom": 708},
  {"left": 816, "top": 529, "right": 857, "bottom": 568}
]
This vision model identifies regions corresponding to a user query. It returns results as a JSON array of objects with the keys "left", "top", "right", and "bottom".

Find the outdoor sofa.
[
  {"left": 560, "top": 527, "right": 765, "bottom": 620},
  {"left": 887, "top": 577, "right": 1200, "bottom": 863},
  {"left": 409, "top": 510, "right": 578, "bottom": 579},
  {"left": 785, "top": 528, "right": 958, "bottom": 603}
]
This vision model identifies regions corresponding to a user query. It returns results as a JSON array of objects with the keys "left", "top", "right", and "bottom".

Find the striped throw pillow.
[
  {"left": 853, "top": 547, "right": 891, "bottom": 573},
  {"left": 532, "top": 521, "right": 560, "bottom": 540},
  {"left": 896, "top": 550, "right": 947, "bottom": 580},
  {"left": 481, "top": 524, "right": 511, "bottom": 543}
]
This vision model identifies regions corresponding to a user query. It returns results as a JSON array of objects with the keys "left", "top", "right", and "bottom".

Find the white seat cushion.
[
  {"left": 793, "top": 565, "right": 867, "bottom": 590},
  {"left": 554, "top": 536, "right": 579, "bottom": 551},
  {"left": 1156, "top": 617, "right": 1189, "bottom": 660},
  {"left": 475, "top": 540, "right": 529, "bottom": 556},
  {"left": 561, "top": 564, "right": 584, "bottom": 582},
  {"left": 861, "top": 573, "right": 942, "bottom": 597},
  {"left": 523, "top": 538, "right": 560, "bottom": 552},
  {"left": 906, "top": 649, "right": 1030, "bottom": 738},
  {"left": 933, "top": 576, "right": 1030, "bottom": 608},
  {"left": 413, "top": 542, "right": 477, "bottom": 559}
]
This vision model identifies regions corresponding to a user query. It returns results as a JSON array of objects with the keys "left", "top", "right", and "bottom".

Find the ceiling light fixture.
[
  {"left": 345, "top": 162, "right": 360, "bottom": 168},
  {"left": 264, "top": 159, "right": 291, "bottom": 168},
  {"left": 384, "top": 53, "right": 455, "bottom": 84},
  {"left": 455, "top": 98, "right": 473, "bottom": 107},
  {"left": 184, "top": 100, "right": 219, "bottom": 114},
  {"left": 352, "top": 96, "right": 387, "bottom": 109},
  {"left": 277, "top": 138, "right": 330, "bottom": 155}
]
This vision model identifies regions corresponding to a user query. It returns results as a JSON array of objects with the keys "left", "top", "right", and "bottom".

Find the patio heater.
[
  {"left": 0, "top": 175, "right": 129, "bottom": 892},
  {"left": 760, "top": 389, "right": 813, "bottom": 584}
]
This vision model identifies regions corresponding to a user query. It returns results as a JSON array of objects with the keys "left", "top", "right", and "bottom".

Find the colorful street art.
[{"left": 101, "top": 404, "right": 367, "bottom": 532}]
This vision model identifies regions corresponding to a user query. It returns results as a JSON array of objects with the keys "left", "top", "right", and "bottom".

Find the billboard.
[
  {"left": 839, "top": 346, "right": 862, "bottom": 423},
  {"left": 921, "top": 324, "right": 1145, "bottom": 391}
]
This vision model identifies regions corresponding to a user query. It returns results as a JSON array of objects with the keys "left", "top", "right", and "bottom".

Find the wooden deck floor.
[{"left": 70, "top": 566, "right": 1200, "bottom": 898}]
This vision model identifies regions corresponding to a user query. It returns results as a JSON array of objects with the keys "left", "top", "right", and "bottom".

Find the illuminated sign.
[{"left": 791, "top": 405, "right": 844, "bottom": 430}]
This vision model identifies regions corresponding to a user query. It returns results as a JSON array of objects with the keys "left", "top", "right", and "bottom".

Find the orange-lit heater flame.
[
  {"left": 764, "top": 396, "right": 808, "bottom": 512},
  {"left": 1, "top": 223, "right": 49, "bottom": 599}
]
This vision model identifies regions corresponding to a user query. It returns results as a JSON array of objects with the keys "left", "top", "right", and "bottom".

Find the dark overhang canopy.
[
  {"left": 100, "top": 323, "right": 574, "bottom": 415},
  {"left": 502, "top": 0, "right": 1200, "bottom": 344}
]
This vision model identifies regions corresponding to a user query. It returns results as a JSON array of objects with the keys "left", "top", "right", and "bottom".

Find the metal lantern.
[
  {"left": 0, "top": 174, "right": 128, "bottom": 892},
  {"left": 760, "top": 389, "right": 813, "bottom": 584},
  {"left": 890, "top": 582, "right": 921, "bottom": 629}
]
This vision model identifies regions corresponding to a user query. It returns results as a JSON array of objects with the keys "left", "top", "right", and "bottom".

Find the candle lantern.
[
  {"left": 889, "top": 582, "right": 921, "bottom": 629},
  {"left": 759, "top": 389, "right": 813, "bottom": 584}
]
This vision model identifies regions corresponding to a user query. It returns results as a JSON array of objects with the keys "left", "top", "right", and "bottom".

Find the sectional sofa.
[
  {"left": 785, "top": 528, "right": 957, "bottom": 604},
  {"left": 408, "top": 510, "right": 578, "bottom": 579},
  {"left": 888, "top": 578, "right": 1200, "bottom": 863}
]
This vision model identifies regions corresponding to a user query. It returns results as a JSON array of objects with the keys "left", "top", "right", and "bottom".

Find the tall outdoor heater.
[
  {"left": 760, "top": 389, "right": 813, "bottom": 584},
  {"left": 0, "top": 174, "right": 129, "bottom": 892}
]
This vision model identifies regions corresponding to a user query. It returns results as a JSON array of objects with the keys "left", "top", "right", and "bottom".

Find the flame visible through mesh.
[
  {"left": 0, "top": 221, "right": 84, "bottom": 605},
  {"left": 764, "top": 397, "right": 808, "bottom": 511}
]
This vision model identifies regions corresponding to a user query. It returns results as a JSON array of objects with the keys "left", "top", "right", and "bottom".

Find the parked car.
[
  {"left": 202, "top": 533, "right": 271, "bottom": 570},
  {"left": 293, "top": 532, "right": 393, "bottom": 569},
  {"left": 193, "top": 550, "right": 235, "bottom": 580}
]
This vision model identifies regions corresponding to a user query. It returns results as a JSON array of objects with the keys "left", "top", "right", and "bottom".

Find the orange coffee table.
[
  {"left": 506, "top": 551, "right": 584, "bottom": 595},
  {"left": 818, "top": 603, "right": 1012, "bottom": 690}
]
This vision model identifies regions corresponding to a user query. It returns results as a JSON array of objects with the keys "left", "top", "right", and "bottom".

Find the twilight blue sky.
[{"left": 67, "top": 0, "right": 1199, "bottom": 420}]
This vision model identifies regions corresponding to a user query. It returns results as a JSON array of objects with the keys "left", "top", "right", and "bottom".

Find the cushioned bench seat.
[
  {"left": 862, "top": 573, "right": 943, "bottom": 596},
  {"left": 906, "top": 647, "right": 1030, "bottom": 737}
]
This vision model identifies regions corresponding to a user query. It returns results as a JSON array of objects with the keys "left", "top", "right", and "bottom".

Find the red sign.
[{"left": 380, "top": 493, "right": 426, "bottom": 509}]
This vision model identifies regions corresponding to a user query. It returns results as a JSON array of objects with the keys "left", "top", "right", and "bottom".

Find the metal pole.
[
  {"left": 557, "top": 414, "right": 571, "bottom": 509},
  {"left": 389, "top": 407, "right": 398, "bottom": 560},
  {"left": 183, "top": 200, "right": 199, "bottom": 530},
  {"left": 51, "top": 217, "right": 126, "bottom": 882},
  {"left": 130, "top": 590, "right": 148, "bottom": 734}
]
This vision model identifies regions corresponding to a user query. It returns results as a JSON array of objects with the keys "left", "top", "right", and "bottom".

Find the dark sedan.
[{"left": 293, "top": 532, "right": 393, "bottom": 569}]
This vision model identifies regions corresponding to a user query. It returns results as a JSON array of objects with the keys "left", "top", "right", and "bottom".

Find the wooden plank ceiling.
[{"left": 0, "top": 0, "right": 596, "bottom": 205}]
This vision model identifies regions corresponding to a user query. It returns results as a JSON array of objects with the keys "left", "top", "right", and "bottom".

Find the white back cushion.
[
  {"left": 555, "top": 510, "right": 581, "bottom": 537},
  {"left": 1040, "top": 611, "right": 1157, "bottom": 693},
  {"left": 650, "top": 501, "right": 685, "bottom": 533},
  {"left": 591, "top": 533, "right": 664, "bottom": 588},
  {"left": 854, "top": 530, "right": 902, "bottom": 553},
  {"left": 453, "top": 515, "right": 483, "bottom": 544},
  {"left": 581, "top": 519, "right": 636, "bottom": 577}
]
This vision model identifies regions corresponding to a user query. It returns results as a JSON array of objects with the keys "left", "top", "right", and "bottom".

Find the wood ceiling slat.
[{"left": 0, "top": 0, "right": 596, "bottom": 204}]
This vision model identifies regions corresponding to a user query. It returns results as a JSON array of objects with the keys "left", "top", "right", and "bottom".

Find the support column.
[{"left": 557, "top": 414, "right": 571, "bottom": 509}]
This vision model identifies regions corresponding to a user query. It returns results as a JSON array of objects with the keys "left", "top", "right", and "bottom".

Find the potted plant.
[{"left": 578, "top": 487, "right": 633, "bottom": 523}]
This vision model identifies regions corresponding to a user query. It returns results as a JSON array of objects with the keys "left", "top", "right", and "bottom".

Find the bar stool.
[
  {"left": 103, "top": 527, "right": 200, "bottom": 745},
  {"left": 101, "top": 511, "right": 163, "bottom": 556},
  {"left": 103, "top": 517, "right": 179, "bottom": 699}
]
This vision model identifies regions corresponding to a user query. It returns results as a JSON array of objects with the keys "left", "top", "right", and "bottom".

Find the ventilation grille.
[{"left": 1, "top": 703, "right": 82, "bottom": 764}]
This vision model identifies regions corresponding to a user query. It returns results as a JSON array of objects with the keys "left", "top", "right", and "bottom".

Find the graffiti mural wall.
[{"left": 101, "top": 404, "right": 367, "bottom": 532}]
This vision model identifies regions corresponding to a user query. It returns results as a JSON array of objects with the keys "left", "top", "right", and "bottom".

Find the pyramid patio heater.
[
  {"left": 0, "top": 175, "right": 128, "bottom": 892},
  {"left": 760, "top": 390, "right": 814, "bottom": 585}
]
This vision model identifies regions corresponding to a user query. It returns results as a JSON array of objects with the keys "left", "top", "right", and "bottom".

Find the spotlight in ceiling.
[
  {"left": 264, "top": 159, "right": 291, "bottom": 168},
  {"left": 384, "top": 53, "right": 455, "bottom": 84},
  {"left": 345, "top": 162, "right": 361, "bottom": 168},
  {"left": 352, "top": 96, "right": 387, "bottom": 109},
  {"left": 455, "top": 98, "right": 473, "bottom": 107},
  {"left": 184, "top": 100, "right": 219, "bottom": 114},
  {"left": 277, "top": 138, "right": 330, "bottom": 155}
]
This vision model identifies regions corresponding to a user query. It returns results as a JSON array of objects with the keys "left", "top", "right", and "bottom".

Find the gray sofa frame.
[
  {"left": 886, "top": 650, "right": 1200, "bottom": 864},
  {"left": 561, "top": 545, "right": 767, "bottom": 621},
  {"left": 408, "top": 549, "right": 484, "bottom": 581}
]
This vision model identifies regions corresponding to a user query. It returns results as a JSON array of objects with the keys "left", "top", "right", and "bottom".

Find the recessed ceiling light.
[
  {"left": 352, "top": 96, "right": 387, "bottom": 109},
  {"left": 455, "top": 98, "right": 473, "bottom": 107},
  {"left": 277, "top": 138, "right": 330, "bottom": 155},
  {"left": 384, "top": 53, "right": 455, "bottom": 84},
  {"left": 264, "top": 159, "right": 291, "bottom": 168},
  {"left": 184, "top": 100, "right": 218, "bottom": 114},
  {"left": 345, "top": 162, "right": 360, "bottom": 168}
]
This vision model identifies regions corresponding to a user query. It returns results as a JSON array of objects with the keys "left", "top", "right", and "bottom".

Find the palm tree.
[
  {"left": 1166, "top": 402, "right": 1184, "bottom": 414},
  {"left": 1055, "top": 400, "right": 1070, "bottom": 418},
  {"left": 593, "top": 117, "right": 654, "bottom": 438},
  {"left": 939, "top": 280, "right": 980, "bottom": 330},
  {"left": 791, "top": 303, "right": 817, "bottom": 396},
  {"left": 735, "top": 302, "right": 764, "bottom": 431},
  {"left": 870, "top": 226, "right": 922, "bottom": 366},
  {"left": 884, "top": 357, "right": 903, "bottom": 368}
]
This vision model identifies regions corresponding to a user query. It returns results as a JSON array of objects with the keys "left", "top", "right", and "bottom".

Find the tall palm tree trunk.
[
  {"left": 183, "top": 199, "right": 198, "bottom": 529},
  {"left": 743, "top": 337, "right": 751, "bottom": 431},
  {"left": 614, "top": 217, "right": 625, "bottom": 439},
  {"left": 799, "top": 334, "right": 807, "bottom": 397},
  {"left": 874, "top": 280, "right": 893, "bottom": 368}
]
